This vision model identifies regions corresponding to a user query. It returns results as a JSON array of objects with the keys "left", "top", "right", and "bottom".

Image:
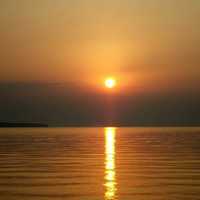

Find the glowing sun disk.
[{"left": 105, "top": 78, "right": 116, "bottom": 89}]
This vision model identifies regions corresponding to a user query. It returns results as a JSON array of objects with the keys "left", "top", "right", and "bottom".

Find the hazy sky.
[
  {"left": 0, "top": 0, "right": 200, "bottom": 90},
  {"left": 0, "top": 1, "right": 199, "bottom": 125}
]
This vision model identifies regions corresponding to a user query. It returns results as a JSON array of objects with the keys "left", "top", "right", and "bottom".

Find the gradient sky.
[{"left": 0, "top": 0, "right": 199, "bottom": 125}]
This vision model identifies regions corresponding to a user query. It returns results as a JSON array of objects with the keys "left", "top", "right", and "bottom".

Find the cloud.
[{"left": 0, "top": 83, "right": 199, "bottom": 126}]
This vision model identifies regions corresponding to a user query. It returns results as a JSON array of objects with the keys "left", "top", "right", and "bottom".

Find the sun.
[{"left": 105, "top": 78, "right": 116, "bottom": 89}]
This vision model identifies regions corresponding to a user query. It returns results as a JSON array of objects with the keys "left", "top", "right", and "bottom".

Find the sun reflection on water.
[{"left": 104, "top": 127, "right": 117, "bottom": 200}]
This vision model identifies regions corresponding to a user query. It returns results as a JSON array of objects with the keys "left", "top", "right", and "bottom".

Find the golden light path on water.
[{"left": 104, "top": 127, "right": 117, "bottom": 200}]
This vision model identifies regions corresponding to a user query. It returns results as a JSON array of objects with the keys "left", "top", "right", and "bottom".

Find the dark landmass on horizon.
[
  {"left": 0, "top": 122, "right": 48, "bottom": 127},
  {"left": 0, "top": 122, "right": 199, "bottom": 128}
]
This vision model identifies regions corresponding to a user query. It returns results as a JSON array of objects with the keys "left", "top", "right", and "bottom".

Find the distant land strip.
[
  {"left": 0, "top": 122, "right": 199, "bottom": 127},
  {"left": 0, "top": 122, "right": 48, "bottom": 127}
]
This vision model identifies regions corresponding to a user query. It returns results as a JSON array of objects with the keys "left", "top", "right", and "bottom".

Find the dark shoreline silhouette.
[
  {"left": 0, "top": 122, "right": 199, "bottom": 128},
  {"left": 0, "top": 122, "right": 48, "bottom": 127}
]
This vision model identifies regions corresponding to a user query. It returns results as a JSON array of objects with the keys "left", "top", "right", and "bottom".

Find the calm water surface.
[{"left": 0, "top": 127, "right": 200, "bottom": 200}]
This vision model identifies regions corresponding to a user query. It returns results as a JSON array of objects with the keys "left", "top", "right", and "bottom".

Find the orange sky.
[{"left": 0, "top": 0, "right": 199, "bottom": 93}]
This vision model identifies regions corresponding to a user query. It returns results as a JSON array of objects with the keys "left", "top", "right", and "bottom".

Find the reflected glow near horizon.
[{"left": 104, "top": 127, "right": 117, "bottom": 200}]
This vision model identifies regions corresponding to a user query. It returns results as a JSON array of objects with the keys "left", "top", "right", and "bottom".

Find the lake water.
[{"left": 0, "top": 127, "right": 200, "bottom": 200}]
